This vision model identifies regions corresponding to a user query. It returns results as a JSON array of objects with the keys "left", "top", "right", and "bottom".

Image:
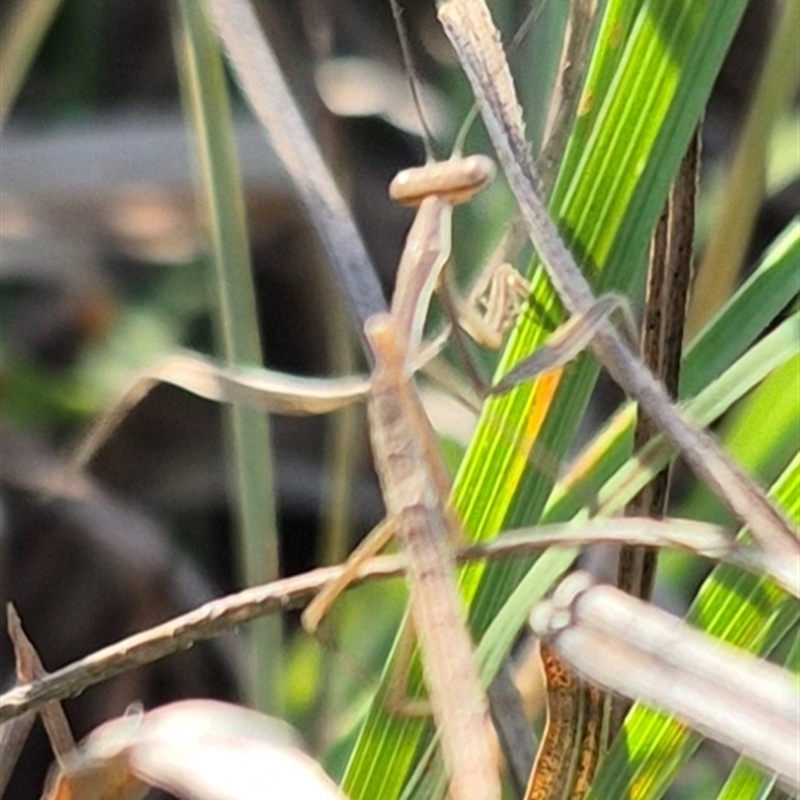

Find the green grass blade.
[
  {"left": 554, "top": 0, "right": 644, "bottom": 188},
  {"left": 714, "top": 633, "right": 799, "bottom": 800},
  {"left": 716, "top": 765, "right": 777, "bottom": 800},
  {"left": 688, "top": 0, "right": 800, "bottom": 335},
  {"left": 546, "top": 218, "right": 800, "bottom": 523},
  {"left": 681, "top": 219, "right": 800, "bottom": 399},
  {"left": 680, "top": 355, "right": 800, "bottom": 526},
  {"left": 173, "top": 0, "right": 283, "bottom": 714}
]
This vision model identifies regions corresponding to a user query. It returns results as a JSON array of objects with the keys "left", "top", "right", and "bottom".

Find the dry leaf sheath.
[{"left": 532, "top": 573, "right": 800, "bottom": 792}]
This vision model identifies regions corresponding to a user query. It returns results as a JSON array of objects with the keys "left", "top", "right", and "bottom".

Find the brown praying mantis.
[
  {"left": 72, "top": 137, "right": 624, "bottom": 800},
  {"left": 68, "top": 53, "right": 638, "bottom": 800}
]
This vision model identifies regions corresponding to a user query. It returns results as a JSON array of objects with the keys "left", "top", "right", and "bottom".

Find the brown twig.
[
  {"left": 1, "top": 605, "right": 76, "bottom": 794},
  {"left": 7, "top": 606, "right": 75, "bottom": 756},
  {"left": 611, "top": 128, "right": 700, "bottom": 738}
]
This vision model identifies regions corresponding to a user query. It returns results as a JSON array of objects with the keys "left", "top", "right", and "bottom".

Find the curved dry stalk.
[
  {"left": 71, "top": 353, "right": 371, "bottom": 469},
  {"left": 206, "top": 0, "right": 386, "bottom": 343}
]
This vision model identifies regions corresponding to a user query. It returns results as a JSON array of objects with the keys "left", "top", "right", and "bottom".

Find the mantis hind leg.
[
  {"left": 301, "top": 515, "right": 400, "bottom": 635},
  {"left": 385, "top": 621, "right": 432, "bottom": 718}
]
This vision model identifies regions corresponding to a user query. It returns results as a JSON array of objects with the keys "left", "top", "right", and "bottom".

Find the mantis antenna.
[
  {"left": 387, "top": 0, "right": 438, "bottom": 161},
  {"left": 385, "top": 0, "right": 553, "bottom": 157}
]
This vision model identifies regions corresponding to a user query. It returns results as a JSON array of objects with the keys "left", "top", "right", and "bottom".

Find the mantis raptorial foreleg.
[
  {"left": 387, "top": 147, "right": 631, "bottom": 390},
  {"left": 490, "top": 292, "right": 638, "bottom": 395},
  {"left": 388, "top": 154, "right": 532, "bottom": 354},
  {"left": 466, "top": 261, "right": 532, "bottom": 347}
]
